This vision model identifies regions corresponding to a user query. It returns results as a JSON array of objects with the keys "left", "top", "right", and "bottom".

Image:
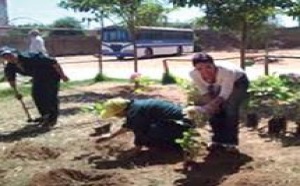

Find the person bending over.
[
  {"left": 184, "top": 52, "right": 249, "bottom": 152},
  {"left": 94, "top": 98, "right": 194, "bottom": 156},
  {"left": 0, "top": 49, "right": 69, "bottom": 128}
]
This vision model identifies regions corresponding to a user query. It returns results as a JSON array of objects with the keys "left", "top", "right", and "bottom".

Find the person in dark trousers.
[
  {"left": 0, "top": 49, "right": 69, "bottom": 128},
  {"left": 184, "top": 52, "right": 249, "bottom": 153},
  {"left": 93, "top": 97, "right": 194, "bottom": 157}
]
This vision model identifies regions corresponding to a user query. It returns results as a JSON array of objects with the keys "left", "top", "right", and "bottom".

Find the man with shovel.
[{"left": 0, "top": 48, "right": 69, "bottom": 128}]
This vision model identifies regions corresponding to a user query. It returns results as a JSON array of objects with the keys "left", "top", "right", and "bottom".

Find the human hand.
[
  {"left": 183, "top": 106, "right": 206, "bottom": 114},
  {"left": 118, "top": 146, "right": 142, "bottom": 159},
  {"left": 94, "top": 133, "right": 111, "bottom": 143},
  {"left": 61, "top": 75, "right": 69, "bottom": 82},
  {"left": 183, "top": 106, "right": 207, "bottom": 119},
  {"left": 15, "top": 93, "right": 23, "bottom": 100},
  {"left": 203, "top": 102, "right": 221, "bottom": 114}
]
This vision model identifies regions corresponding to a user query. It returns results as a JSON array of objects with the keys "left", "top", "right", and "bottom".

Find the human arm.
[
  {"left": 202, "top": 96, "right": 224, "bottom": 114},
  {"left": 94, "top": 127, "right": 129, "bottom": 143},
  {"left": 8, "top": 80, "right": 22, "bottom": 100},
  {"left": 4, "top": 64, "right": 22, "bottom": 99},
  {"left": 183, "top": 95, "right": 224, "bottom": 116},
  {"left": 52, "top": 63, "right": 69, "bottom": 82},
  {"left": 201, "top": 70, "right": 237, "bottom": 114}
]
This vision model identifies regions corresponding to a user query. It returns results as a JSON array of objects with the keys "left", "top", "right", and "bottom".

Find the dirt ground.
[{"left": 0, "top": 82, "right": 300, "bottom": 186}]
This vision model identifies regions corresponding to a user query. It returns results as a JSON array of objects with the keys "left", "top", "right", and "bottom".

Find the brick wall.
[{"left": 0, "top": 35, "right": 99, "bottom": 56}]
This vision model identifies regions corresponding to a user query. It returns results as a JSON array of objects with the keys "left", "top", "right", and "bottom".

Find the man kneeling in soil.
[{"left": 93, "top": 97, "right": 194, "bottom": 157}]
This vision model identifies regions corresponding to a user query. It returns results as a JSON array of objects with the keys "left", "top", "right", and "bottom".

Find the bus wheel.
[
  {"left": 144, "top": 48, "right": 153, "bottom": 58},
  {"left": 117, "top": 56, "right": 124, "bottom": 60},
  {"left": 176, "top": 46, "right": 183, "bottom": 56}
]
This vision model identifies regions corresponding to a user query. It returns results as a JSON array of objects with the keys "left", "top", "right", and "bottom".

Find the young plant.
[
  {"left": 81, "top": 102, "right": 105, "bottom": 116},
  {"left": 176, "top": 77, "right": 209, "bottom": 127},
  {"left": 248, "top": 75, "right": 294, "bottom": 102},
  {"left": 130, "top": 73, "right": 154, "bottom": 93},
  {"left": 175, "top": 128, "right": 206, "bottom": 169},
  {"left": 176, "top": 77, "right": 202, "bottom": 105},
  {"left": 267, "top": 100, "right": 288, "bottom": 138}
]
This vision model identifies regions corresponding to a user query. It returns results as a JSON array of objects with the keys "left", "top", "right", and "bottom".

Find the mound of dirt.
[
  {"left": 0, "top": 168, "right": 6, "bottom": 177},
  {"left": 221, "top": 171, "right": 299, "bottom": 186},
  {"left": 4, "top": 141, "right": 61, "bottom": 160},
  {"left": 29, "top": 168, "right": 131, "bottom": 186}
]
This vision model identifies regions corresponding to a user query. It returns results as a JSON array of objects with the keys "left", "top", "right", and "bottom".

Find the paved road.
[
  {"left": 1, "top": 50, "right": 299, "bottom": 89},
  {"left": 59, "top": 52, "right": 299, "bottom": 82}
]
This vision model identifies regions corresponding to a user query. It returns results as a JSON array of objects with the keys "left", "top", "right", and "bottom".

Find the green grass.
[
  {"left": 0, "top": 79, "right": 94, "bottom": 99},
  {"left": 0, "top": 71, "right": 4, "bottom": 82},
  {"left": 0, "top": 77, "right": 163, "bottom": 99},
  {"left": 0, "top": 84, "right": 31, "bottom": 99}
]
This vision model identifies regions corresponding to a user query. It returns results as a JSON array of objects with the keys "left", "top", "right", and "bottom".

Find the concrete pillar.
[{"left": 0, "top": 0, "right": 8, "bottom": 26}]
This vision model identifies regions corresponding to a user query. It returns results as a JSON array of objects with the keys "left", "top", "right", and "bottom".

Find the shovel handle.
[{"left": 18, "top": 98, "right": 32, "bottom": 121}]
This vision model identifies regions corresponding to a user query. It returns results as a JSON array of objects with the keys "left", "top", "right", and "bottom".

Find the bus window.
[{"left": 103, "top": 29, "right": 130, "bottom": 42}]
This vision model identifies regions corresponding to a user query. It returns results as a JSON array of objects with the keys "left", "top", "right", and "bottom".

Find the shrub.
[{"left": 161, "top": 72, "right": 177, "bottom": 85}]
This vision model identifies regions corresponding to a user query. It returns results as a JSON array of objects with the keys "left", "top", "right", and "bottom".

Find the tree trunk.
[
  {"left": 98, "top": 12, "right": 104, "bottom": 75},
  {"left": 240, "top": 20, "right": 247, "bottom": 70}
]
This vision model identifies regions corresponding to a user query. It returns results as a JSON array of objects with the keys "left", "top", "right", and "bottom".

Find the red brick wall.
[{"left": 0, "top": 35, "right": 99, "bottom": 56}]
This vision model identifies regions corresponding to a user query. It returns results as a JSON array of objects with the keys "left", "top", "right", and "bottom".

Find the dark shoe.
[
  {"left": 32, "top": 117, "right": 44, "bottom": 122},
  {"left": 224, "top": 146, "right": 239, "bottom": 154},
  {"left": 39, "top": 119, "right": 57, "bottom": 128}
]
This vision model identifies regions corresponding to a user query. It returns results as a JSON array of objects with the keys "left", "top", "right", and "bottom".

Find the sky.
[{"left": 6, "top": 0, "right": 299, "bottom": 29}]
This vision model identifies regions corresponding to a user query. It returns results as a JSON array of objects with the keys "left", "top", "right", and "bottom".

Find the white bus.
[{"left": 101, "top": 26, "right": 194, "bottom": 59}]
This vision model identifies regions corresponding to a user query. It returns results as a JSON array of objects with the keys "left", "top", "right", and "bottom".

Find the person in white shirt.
[
  {"left": 184, "top": 52, "right": 249, "bottom": 153},
  {"left": 28, "top": 29, "right": 48, "bottom": 56}
]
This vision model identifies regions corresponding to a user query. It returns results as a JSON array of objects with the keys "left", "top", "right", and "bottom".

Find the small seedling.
[{"left": 175, "top": 128, "right": 206, "bottom": 170}]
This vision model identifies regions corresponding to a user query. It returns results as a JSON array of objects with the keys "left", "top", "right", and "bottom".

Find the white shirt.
[
  {"left": 29, "top": 35, "right": 48, "bottom": 55},
  {"left": 190, "top": 61, "right": 245, "bottom": 100}
]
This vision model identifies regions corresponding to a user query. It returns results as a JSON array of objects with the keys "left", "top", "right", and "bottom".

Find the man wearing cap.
[
  {"left": 93, "top": 97, "right": 194, "bottom": 156},
  {"left": 28, "top": 29, "right": 48, "bottom": 56},
  {"left": 184, "top": 52, "right": 249, "bottom": 152},
  {"left": 0, "top": 49, "right": 69, "bottom": 128}
]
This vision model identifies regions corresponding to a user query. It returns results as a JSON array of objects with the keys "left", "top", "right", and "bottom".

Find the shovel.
[
  {"left": 18, "top": 97, "right": 34, "bottom": 122},
  {"left": 12, "top": 86, "right": 34, "bottom": 122}
]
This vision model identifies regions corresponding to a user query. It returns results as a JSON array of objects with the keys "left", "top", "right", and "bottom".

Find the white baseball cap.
[{"left": 0, "top": 49, "right": 13, "bottom": 57}]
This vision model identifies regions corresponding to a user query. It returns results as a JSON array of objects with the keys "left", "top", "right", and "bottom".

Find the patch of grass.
[
  {"left": 0, "top": 80, "right": 94, "bottom": 99},
  {"left": 0, "top": 75, "right": 166, "bottom": 99},
  {"left": 0, "top": 77, "right": 162, "bottom": 99},
  {"left": 104, "top": 76, "right": 160, "bottom": 84},
  {"left": 61, "top": 79, "right": 95, "bottom": 89},
  {"left": 0, "top": 76, "right": 4, "bottom": 83},
  {"left": 0, "top": 88, "right": 15, "bottom": 98},
  {"left": 0, "top": 85, "right": 31, "bottom": 99}
]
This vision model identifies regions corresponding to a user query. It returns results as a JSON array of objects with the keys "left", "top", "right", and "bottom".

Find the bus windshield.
[{"left": 102, "top": 28, "right": 130, "bottom": 42}]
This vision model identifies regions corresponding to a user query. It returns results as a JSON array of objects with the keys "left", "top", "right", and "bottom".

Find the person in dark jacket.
[
  {"left": 94, "top": 97, "right": 194, "bottom": 156},
  {"left": 0, "top": 49, "right": 69, "bottom": 128}
]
